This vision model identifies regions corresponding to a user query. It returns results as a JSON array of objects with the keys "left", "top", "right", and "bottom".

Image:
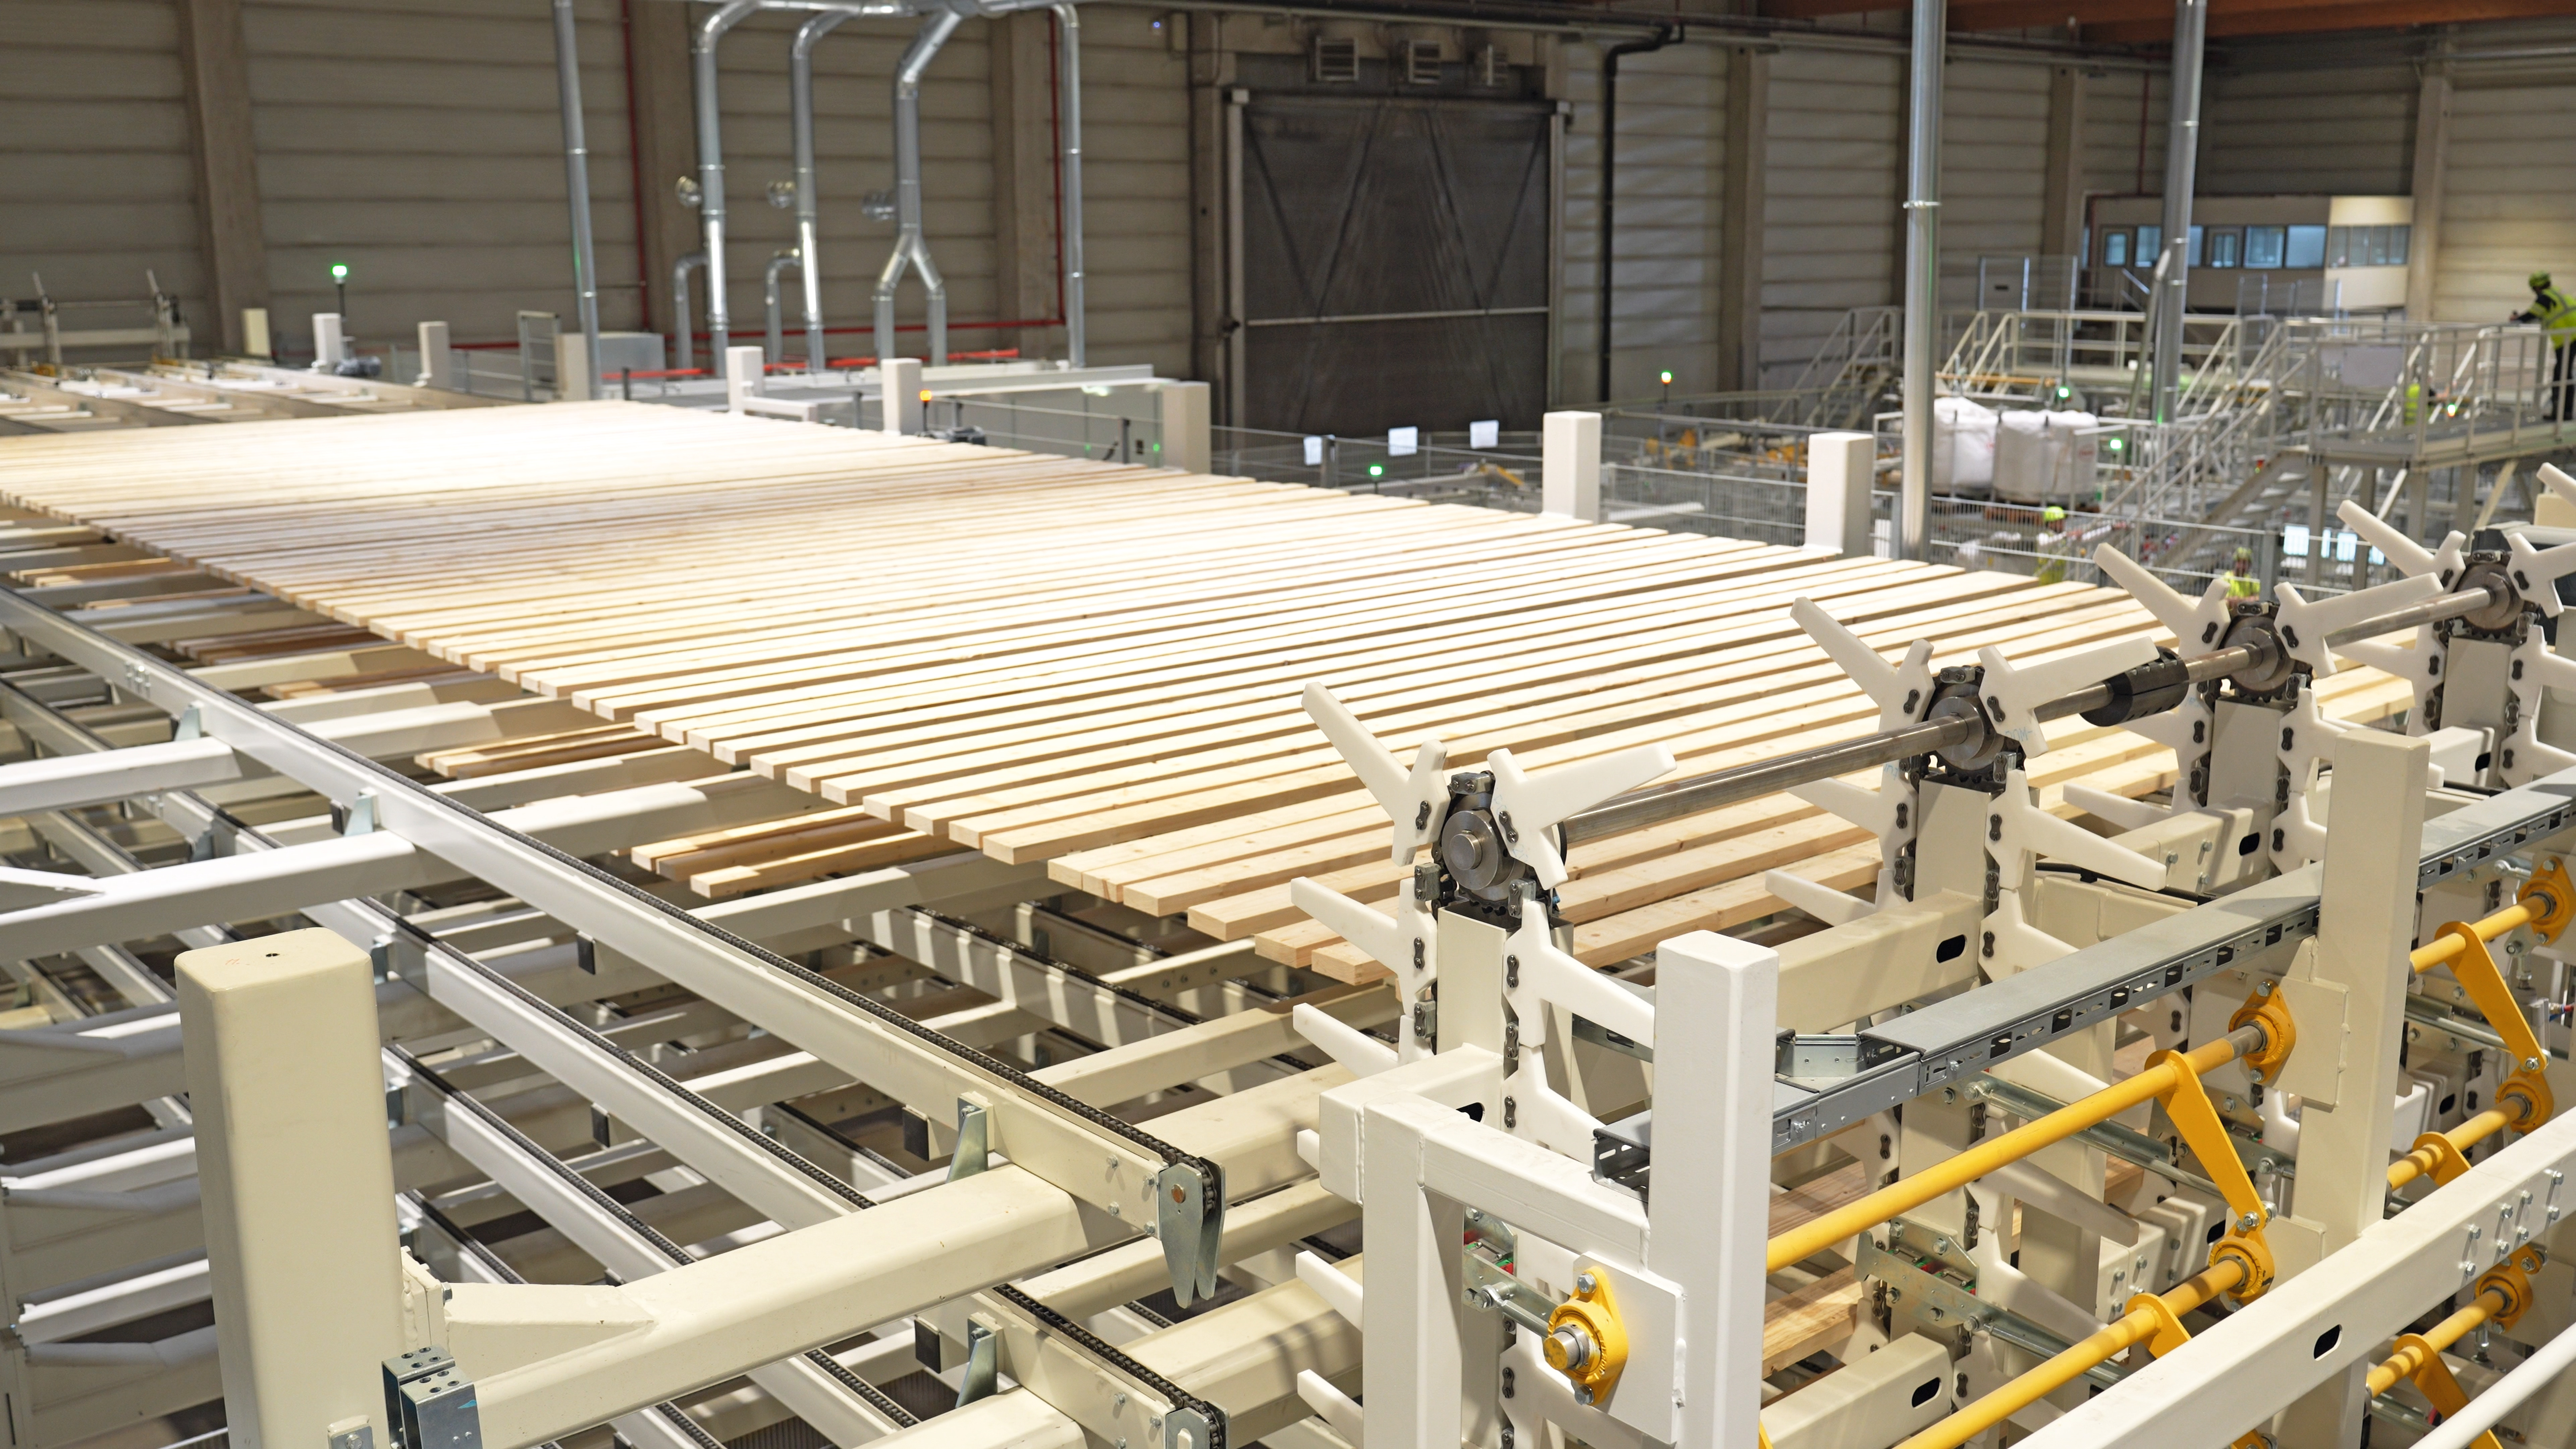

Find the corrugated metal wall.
[
  {"left": 2200, "top": 61, "right": 2415, "bottom": 197},
  {"left": 2080, "top": 66, "right": 2163, "bottom": 205},
  {"left": 1074, "top": 7, "right": 1192, "bottom": 376},
  {"left": 2, "top": 1, "right": 206, "bottom": 336},
  {"left": 2437, "top": 65, "right": 2576, "bottom": 324},
  {"left": 1940, "top": 58, "right": 2049, "bottom": 310},
  {"left": 1560, "top": 40, "right": 1728, "bottom": 402},
  {"left": 240, "top": 0, "right": 640, "bottom": 352},
  {"left": 1761, "top": 47, "right": 1901, "bottom": 387}
]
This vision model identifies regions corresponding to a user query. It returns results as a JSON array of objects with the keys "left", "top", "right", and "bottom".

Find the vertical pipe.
[
  {"left": 1898, "top": 0, "right": 1945, "bottom": 560},
  {"left": 1053, "top": 4, "right": 1086, "bottom": 367},
  {"left": 694, "top": 0, "right": 761, "bottom": 379},
  {"left": 553, "top": 0, "right": 604, "bottom": 392},
  {"left": 877, "top": 10, "right": 963, "bottom": 368},
  {"left": 765, "top": 249, "right": 800, "bottom": 365},
  {"left": 673, "top": 252, "right": 706, "bottom": 373},
  {"left": 1596, "top": 28, "right": 1677, "bottom": 405},
  {"left": 792, "top": 10, "right": 859, "bottom": 372},
  {"left": 2150, "top": 0, "right": 2207, "bottom": 422}
]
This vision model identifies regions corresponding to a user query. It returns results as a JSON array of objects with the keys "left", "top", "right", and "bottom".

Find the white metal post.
[
  {"left": 1360, "top": 1096, "right": 1467, "bottom": 1449},
  {"left": 2279, "top": 728, "right": 2428, "bottom": 1449},
  {"left": 1160, "top": 381, "right": 1211, "bottom": 473},
  {"left": 179, "top": 928, "right": 406, "bottom": 1449},
  {"left": 1804, "top": 431, "right": 1878, "bottom": 555},
  {"left": 312, "top": 312, "right": 346, "bottom": 368},
  {"left": 882, "top": 357, "right": 924, "bottom": 435},
  {"left": 1542, "top": 410, "right": 1603, "bottom": 522},
  {"left": 1651, "top": 930, "right": 1779, "bottom": 1446},
  {"left": 416, "top": 321, "right": 454, "bottom": 390},
  {"left": 1896, "top": 0, "right": 1944, "bottom": 560},
  {"left": 243, "top": 307, "right": 271, "bottom": 360},
  {"left": 725, "top": 344, "right": 764, "bottom": 414}
]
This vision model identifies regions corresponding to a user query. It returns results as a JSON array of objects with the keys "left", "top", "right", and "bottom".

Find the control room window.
[
  {"left": 2206, "top": 229, "right": 2242, "bottom": 269},
  {"left": 2103, "top": 229, "right": 2130, "bottom": 267},
  {"left": 2244, "top": 226, "right": 2287, "bottom": 270},
  {"left": 2285, "top": 225, "right": 2326, "bottom": 269}
]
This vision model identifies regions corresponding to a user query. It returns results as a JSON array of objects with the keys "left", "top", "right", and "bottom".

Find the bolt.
[
  {"left": 1576, "top": 1271, "right": 1598, "bottom": 1295},
  {"left": 1114, "top": 1394, "right": 1128, "bottom": 1413},
  {"left": 2239, "top": 1212, "right": 2261, "bottom": 1232},
  {"left": 2530, "top": 1057, "right": 2546, "bottom": 1072},
  {"left": 2257, "top": 978, "right": 2273, "bottom": 996}
]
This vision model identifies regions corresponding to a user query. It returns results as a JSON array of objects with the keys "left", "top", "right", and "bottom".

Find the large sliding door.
[{"left": 1233, "top": 93, "right": 1556, "bottom": 435}]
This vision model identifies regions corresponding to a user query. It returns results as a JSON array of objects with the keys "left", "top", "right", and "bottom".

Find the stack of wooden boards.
[{"left": 0, "top": 402, "right": 2414, "bottom": 978}]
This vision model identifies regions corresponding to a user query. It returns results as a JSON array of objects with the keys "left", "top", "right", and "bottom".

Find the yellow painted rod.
[
  {"left": 1892, "top": 1263, "right": 2246, "bottom": 1449},
  {"left": 2366, "top": 1294, "right": 2501, "bottom": 1396},
  {"left": 2412, "top": 900, "right": 2540, "bottom": 973},
  {"left": 2388, "top": 1107, "right": 2513, "bottom": 1191},
  {"left": 1767, "top": 1027, "right": 2260, "bottom": 1273}
]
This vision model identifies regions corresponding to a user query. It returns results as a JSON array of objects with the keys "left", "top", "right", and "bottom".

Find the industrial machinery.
[{"left": 9, "top": 450, "right": 2576, "bottom": 1449}]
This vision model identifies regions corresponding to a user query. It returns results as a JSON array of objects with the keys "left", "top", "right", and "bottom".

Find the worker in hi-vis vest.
[
  {"left": 2513, "top": 271, "right": 2576, "bottom": 420},
  {"left": 2226, "top": 546, "right": 2262, "bottom": 599}
]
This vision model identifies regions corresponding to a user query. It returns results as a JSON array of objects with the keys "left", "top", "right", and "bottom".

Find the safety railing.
[
  {"left": 928, "top": 392, "right": 1165, "bottom": 464},
  {"left": 1211, "top": 424, "right": 1543, "bottom": 503},
  {"left": 1603, "top": 463, "right": 1808, "bottom": 547}
]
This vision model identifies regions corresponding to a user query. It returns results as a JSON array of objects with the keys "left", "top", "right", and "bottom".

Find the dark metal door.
[{"left": 1233, "top": 94, "right": 1555, "bottom": 436}]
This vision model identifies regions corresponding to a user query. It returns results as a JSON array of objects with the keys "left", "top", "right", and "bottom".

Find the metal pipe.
[
  {"left": 764, "top": 249, "right": 801, "bottom": 365},
  {"left": 2147, "top": 0, "right": 2206, "bottom": 422},
  {"left": 876, "top": 9, "right": 964, "bottom": 369},
  {"left": 1053, "top": 3, "right": 1086, "bottom": 367},
  {"left": 789, "top": 6, "right": 910, "bottom": 372},
  {"left": 791, "top": 11, "right": 854, "bottom": 372},
  {"left": 694, "top": 0, "right": 763, "bottom": 380},
  {"left": 1770, "top": 1027, "right": 2261, "bottom": 1272},
  {"left": 1596, "top": 26, "right": 1679, "bottom": 404},
  {"left": 672, "top": 252, "right": 707, "bottom": 373},
  {"left": 1897, "top": 0, "right": 1943, "bottom": 559},
  {"left": 1565, "top": 714, "right": 1974, "bottom": 845},
  {"left": 553, "top": 0, "right": 604, "bottom": 394}
]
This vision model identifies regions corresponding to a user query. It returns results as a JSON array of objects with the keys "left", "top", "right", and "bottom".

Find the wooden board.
[{"left": 0, "top": 402, "right": 2411, "bottom": 955}]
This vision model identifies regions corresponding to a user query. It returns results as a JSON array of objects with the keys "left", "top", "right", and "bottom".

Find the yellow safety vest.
[
  {"left": 2226, "top": 572, "right": 2262, "bottom": 599},
  {"left": 2538, "top": 288, "right": 2576, "bottom": 346}
]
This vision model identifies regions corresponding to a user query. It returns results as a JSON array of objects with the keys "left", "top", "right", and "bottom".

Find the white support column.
[
  {"left": 1360, "top": 1096, "right": 1467, "bottom": 1449},
  {"left": 1542, "top": 410, "right": 1602, "bottom": 522},
  {"left": 2278, "top": 729, "right": 2428, "bottom": 1449},
  {"left": 1651, "top": 931, "right": 1778, "bottom": 1446},
  {"left": 311, "top": 312, "right": 346, "bottom": 367},
  {"left": 1160, "top": 380, "right": 1211, "bottom": 473},
  {"left": 416, "top": 321, "right": 453, "bottom": 390},
  {"left": 559, "top": 333, "right": 595, "bottom": 401},
  {"left": 179, "top": 928, "right": 406, "bottom": 1449},
  {"left": 242, "top": 307, "right": 271, "bottom": 360},
  {"left": 725, "top": 344, "right": 765, "bottom": 413},
  {"left": 881, "top": 357, "right": 924, "bottom": 435},
  {"left": 1803, "top": 431, "right": 1877, "bottom": 555}
]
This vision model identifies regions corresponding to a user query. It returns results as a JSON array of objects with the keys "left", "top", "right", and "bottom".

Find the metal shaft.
[{"left": 1564, "top": 584, "right": 2502, "bottom": 846}]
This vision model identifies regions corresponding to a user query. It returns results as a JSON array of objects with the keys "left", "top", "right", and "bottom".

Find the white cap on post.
[
  {"left": 1542, "top": 410, "right": 1603, "bottom": 523},
  {"left": 1803, "top": 431, "right": 1878, "bottom": 556},
  {"left": 1160, "top": 381, "right": 1211, "bottom": 472},
  {"left": 310, "top": 312, "right": 345, "bottom": 368},
  {"left": 241, "top": 307, "right": 272, "bottom": 360},
  {"left": 725, "top": 344, "right": 765, "bottom": 414},
  {"left": 415, "top": 321, "right": 453, "bottom": 390},
  {"left": 881, "top": 357, "right": 924, "bottom": 435}
]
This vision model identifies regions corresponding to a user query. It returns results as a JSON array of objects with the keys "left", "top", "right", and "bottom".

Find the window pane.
[
  {"left": 2389, "top": 224, "right": 2410, "bottom": 266},
  {"left": 2188, "top": 226, "right": 2205, "bottom": 266},
  {"left": 2104, "top": 230, "right": 2130, "bottom": 266},
  {"left": 2328, "top": 226, "right": 2348, "bottom": 267},
  {"left": 2245, "top": 226, "right": 2287, "bottom": 270},
  {"left": 2137, "top": 225, "right": 2162, "bottom": 258},
  {"left": 2286, "top": 225, "right": 2326, "bottom": 269},
  {"left": 2209, "top": 230, "right": 2241, "bottom": 268}
]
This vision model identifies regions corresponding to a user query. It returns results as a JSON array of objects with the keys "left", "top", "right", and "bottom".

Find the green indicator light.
[
  {"left": 330, "top": 264, "right": 349, "bottom": 281},
  {"left": 1368, "top": 464, "right": 1385, "bottom": 477}
]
